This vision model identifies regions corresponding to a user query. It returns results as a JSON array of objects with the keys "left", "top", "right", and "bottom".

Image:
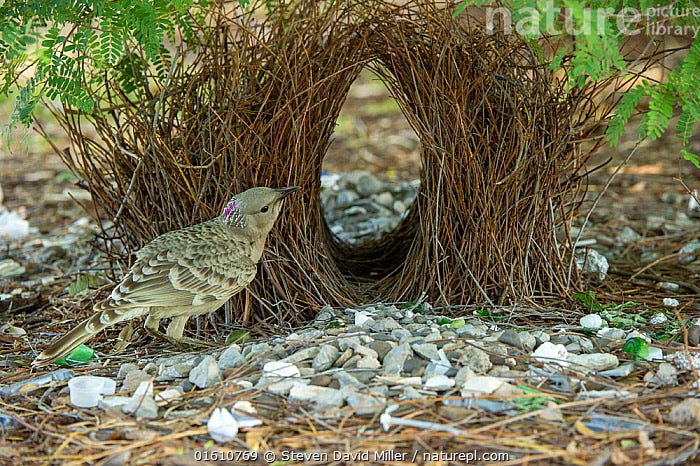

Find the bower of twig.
[{"left": 51, "top": 0, "right": 621, "bottom": 329}]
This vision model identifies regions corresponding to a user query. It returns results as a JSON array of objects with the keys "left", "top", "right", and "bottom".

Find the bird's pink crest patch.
[{"left": 224, "top": 201, "right": 237, "bottom": 216}]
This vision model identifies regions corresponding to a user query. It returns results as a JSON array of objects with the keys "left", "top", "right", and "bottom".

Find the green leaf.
[
  {"left": 681, "top": 149, "right": 700, "bottom": 169},
  {"left": 572, "top": 290, "right": 602, "bottom": 312},
  {"left": 67, "top": 274, "right": 105, "bottom": 297},
  {"left": 225, "top": 330, "right": 251, "bottom": 345}
]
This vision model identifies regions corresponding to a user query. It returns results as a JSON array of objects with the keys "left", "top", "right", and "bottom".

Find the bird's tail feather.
[{"left": 32, "top": 308, "right": 134, "bottom": 367}]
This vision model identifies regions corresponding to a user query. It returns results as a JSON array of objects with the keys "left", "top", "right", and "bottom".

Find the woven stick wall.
[{"left": 53, "top": 0, "right": 606, "bottom": 329}]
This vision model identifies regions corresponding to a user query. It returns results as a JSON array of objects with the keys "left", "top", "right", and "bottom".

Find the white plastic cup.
[{"left": 68, "top": 376, "right": 116, "bottom": 408}]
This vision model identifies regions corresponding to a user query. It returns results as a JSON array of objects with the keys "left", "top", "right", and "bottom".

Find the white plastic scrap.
[
  {"left": 354, "top": 310, "right": 374, "bottom": 326},
  {"left": 207, "top": 408, "right": 239, "bottom": 443},
  {"left": 380, "top": 404, "right": 467, "bottom": 435}
]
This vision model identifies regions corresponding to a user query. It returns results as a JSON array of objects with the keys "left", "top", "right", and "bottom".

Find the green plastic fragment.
[{"left": 54, "top": 344, "right": 95, "bottom": 365}]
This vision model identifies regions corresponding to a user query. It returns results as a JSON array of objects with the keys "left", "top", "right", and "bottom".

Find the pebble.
[
  {"left": 576, "top": 249, "right": 609, "bottom": 281},
  {"left": 568, "top": 353, "right": 619, "bottom": 372},
  {"left": 657, "top": 281, "right": 680, "bottom": 292},
  {"left": 13, "top": 291, "right": 680, "bottom": 422},
  {"left": 662, "top": 298, "right": 679, "bottom": 308},
  {"left": 288, "top": 383, "right": 344, "bottom": 410},
  {"left": 668, "top": 398, "right": 700, "bottom": 426},
  {"left": 312, "top": 344, "right": 341, "bottom": 371},
  {"left": 580, "top": 314, "right": 603, "bottom": 329},
  {"left": 461, "top": 376, "right": 505, "bottom": 395},
  {"left": 382, "top": 342, "right": 412, "bottom": 376},
  {"left": 217, "top": 344, "right": 244, "bottom": 369},
  {"left": 189, "top": 355, "right": 221, "bottom": 389},
  {"left": 679, "top": 239, "right": 700, "bottom": 264},
  {"left": 123, "top": 381, "right": 158, "bottom": 419},
  {"left": 423, "top": 375, "right": 455, "bottom": 391}
]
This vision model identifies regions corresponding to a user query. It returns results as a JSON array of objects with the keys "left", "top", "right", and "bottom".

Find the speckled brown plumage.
[{"left": 33, "top": 186, "right": 299, "bottom": 366}]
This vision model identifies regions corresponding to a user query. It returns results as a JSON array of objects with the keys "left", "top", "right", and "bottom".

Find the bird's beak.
[{"left": 275, "top": 186, "right": 301, "bottom": 202}]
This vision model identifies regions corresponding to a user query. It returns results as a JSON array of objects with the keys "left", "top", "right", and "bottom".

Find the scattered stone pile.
[
  {"left": 6, "top": 300, "right": 698, "bottom": 439},
  {"left": 320, "top": 170, "right": 418, "bottom": 244}
]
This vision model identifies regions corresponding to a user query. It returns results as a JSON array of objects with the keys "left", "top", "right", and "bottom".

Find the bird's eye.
[{"left": 261, "top": 206, "right": 269, "bottom": 213}]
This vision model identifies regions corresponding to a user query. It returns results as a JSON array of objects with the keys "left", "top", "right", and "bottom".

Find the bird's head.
[{"left": 222, "top": 186, "right": 299, "bottom": 236}]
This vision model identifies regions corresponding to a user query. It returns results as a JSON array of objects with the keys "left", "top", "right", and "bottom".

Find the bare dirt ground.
[{"left": 1, "top": 70, "right": 699, "bottom": 464}]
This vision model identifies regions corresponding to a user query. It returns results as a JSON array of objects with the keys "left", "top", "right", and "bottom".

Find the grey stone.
[
  {"left": 157, "top": 362, "right": 195, "bottom": 381},
  {"left": 599, "top": 362, "right": 635, "bottom": 378},
  {"left": 288, "top": 383, "right": 344, "bottom": 410},
  {"left": 400, "top": 386, "right": 424, "bottom": 400},
  {"left": 355, "top": 173, "right": 384, "bottom": 196},
  {"left": 335, "top": 371, "right": 364, "bottom": 388},
  {"left": 189, "top": 355, "right": 221, "bottom": 389},
  {"left": 117, "top": 363, "right": 139, "bottom": 380},
  {"left": 424, "top": 361, "right": 452, "bottom": 377},
  {"left": 259, "top": 377, "right": 305, "bottom": 395},
  {"left": 423, "top": 375, "right": 455, "bottom": 391},
  {"left": 123, "top": 382, "right": 158, "bottom": 419},
  {"left": 412, "top": 342, "right": 441, "bottom": 362},
  {"left": 461, "top": 376, "right": 505, "bottom": 394},
  {"left": 518, "top": 331, "right": 537, "bottom": 352},
  {"left": 455, "top": 323, "right": 489, "bottom": 338},
  {"left": 668, "top": 398, "right": 700, "bottom": 426},
  {"left": 373, "top": 192, "right": 394, "bottom": 207},
  {"left": 218, "top": 344, "right": 245, "bottom": 369},
  {"left": 568, "top": 353, "right": 619, "bottom": 372},
  {"left": 679, "top": 239, "right": 700, "bottom": 264},
  {"left": 0, "top": 259, "right": 24, "bottom": 278},
  {"left": 657, "top": 281, "right": 680, "bottom": 292},
  {"left": 383, "top": 342, "right": 412, "bottom": 376},
  {"left": 576, "top": 249, "right": 609, "bottom": 281},
  {"left": 242, "top": 342, "right": 271, "bottom": 360},
  {"left": 337, "top": 335, "right": 363, "bottom": 351},
  {"left": 282, "top": 347, "right": 320, "bottom": 364},
  {"left": 644, "top": 362, "right": 678, "bottom": 386},
  {"left": 391, "top": 328, "right": 412, "bottom": 341},
  {"left": 457, "top": 346, "right": 493, "bottom": 373},
  {"left": 312, "top": 344, "right": 340, "bottom": 371},
  {"left": 369, "top": 340, "right": 395, "bottom": 360},
  {"left": 617, "top": 226, "right": 641, "bottom": 244},
  {"left": 336, "top": 190, "right": 359, "bottom": 207},
  {"left": 342, "top": 388, "right": 386, "bottom": 415},
  {"left": 498, "top": 330, "right": 524, "bottom": 350},
  {"left": 98, "top": 395, "right": 131, "bottom": 411},
  {"left": 402, "top": 357, "right": 428, "bottom": 375},
  {"left": 531, "top": 330, "right": 550, "bottom": 345},
  {"left": 596, "top": 327, "right": 626, "bottom": 341},
  {"left": 120, "top": 369, "right": 152, "bottom": 393},
  {"left": 371, "top": 317, "right": 402, "bottom": 332}
]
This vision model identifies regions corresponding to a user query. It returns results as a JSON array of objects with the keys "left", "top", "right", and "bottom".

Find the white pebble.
[
  {"left": 580, "top": 314, "right": 603, "bottom": 329},
  {"left": 532, "top": 342, "right": 569, "bottom": 367},
  {"left": 262, "top": 361, "right": 300, "bottom": 378},
  {"left": 662, "top": 298, "right": 679, "bottom": 308}
]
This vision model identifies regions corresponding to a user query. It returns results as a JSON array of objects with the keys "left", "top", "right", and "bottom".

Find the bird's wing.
[{"left": 98, "top": 224, "right": 257, "bottom": 310}]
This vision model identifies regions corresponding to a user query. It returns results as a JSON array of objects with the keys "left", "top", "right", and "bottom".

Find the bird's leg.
[
  {"left": 165, "top": 315, "right": 216, "bottom": 349},
  {"left": 144, "top": 315, "right": 215, "bottom": 349},
  {"left": 143, "top": 315, "right": 180, "bottom": 346}
]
